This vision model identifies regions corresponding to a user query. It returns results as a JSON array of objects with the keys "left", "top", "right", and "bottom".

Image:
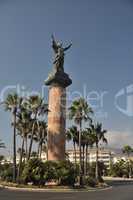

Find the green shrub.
[
  {"left": 56, "top": 160, "right": 78, "bottom": 186},
  {"left": 108, "top": 159, "right": 129, "bottom": 178},
  {"left": 0, "top": 164, "right": 13, "bottom": 182},
  {"left": 85, "top": 177, "right": 97, "bottom": 187},
  {"left": 21, "top": 158, "right": 45, "bottom": 185},
  {"left": 88, "top": 161, "right": 107, "bottom": 179},
  {"left": 21, "top": 159, "right": 78, "bottom": 186},
  {"left": 43, "top": 161, "right": 58, "bottom": 181}
]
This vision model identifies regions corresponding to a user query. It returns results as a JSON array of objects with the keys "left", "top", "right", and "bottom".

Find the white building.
[
  {"left": 4, "top": 148, "right": 127, "bottom": 168},
  {"left": 67, "top": 148, "right": 115, "bottom": 167}
]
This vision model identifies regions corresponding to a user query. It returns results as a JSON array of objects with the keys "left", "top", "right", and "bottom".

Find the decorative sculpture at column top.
[{"left": 45, "top": 35, "right": 72, "bottom": 88}]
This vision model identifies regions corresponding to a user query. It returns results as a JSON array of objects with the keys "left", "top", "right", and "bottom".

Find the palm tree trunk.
[
  {"left": 17, "top": 136, "right": 24, "bottom": 182},
  {"left": 129, "top": 161, "right": 132, "bottom": 178},
  {"left": 37, "top": 142, "right": 40, "bottom": 157},
  {"left": 73, "top": 142, "right": 77, "bottom": 165},
  {"left": 13, "top": 112, "right": 17, "bottom": 182},
  {"left": 79, "top": 121, "right": 82, "bottom": 186},
  {"left": 25, "top": 136, "right": 28, "bottom": 161},
  {"left": 128, "top": 155, "right": 132, "bottom": 178},
  {"left": 39, "top": 142, "right": 43, "bottom": 159},
  {"left": 38, "top": 141, "right": 42, "bottom": 158},
  {"left": 82, "top": 145, "right": 85, "bottom": 178},
  {"left": 85, "top": 145, "right": 88, "bottom": 176},
  {"left": 88, "top": 151, "right": 91, "bottom": 176},
  {"left": 28, "top": 121, "right": 36, "bottom": 160},
  {"left": 95, "top": 143, "right": 99, "bottom": 181}
]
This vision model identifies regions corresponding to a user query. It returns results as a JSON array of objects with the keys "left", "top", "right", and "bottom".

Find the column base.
[{"left": 45, "top": 71, "right": 72, "bottom": 88}]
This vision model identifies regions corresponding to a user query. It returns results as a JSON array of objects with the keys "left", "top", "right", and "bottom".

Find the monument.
[{"left": 45, "top": 35, "right": 72, "bottom": 161}]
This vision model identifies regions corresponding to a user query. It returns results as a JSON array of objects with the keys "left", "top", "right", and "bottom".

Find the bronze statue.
[{"left": 52, "top": 35, "right": 72, "bottom": 72}]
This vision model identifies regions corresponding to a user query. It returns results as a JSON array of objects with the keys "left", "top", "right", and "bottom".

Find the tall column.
[
  {"left": 45, "top": 72, "right": 72, "bottom": 161},
  {"left": 47, "top": 85, "right": 66, "bottom": 160}
]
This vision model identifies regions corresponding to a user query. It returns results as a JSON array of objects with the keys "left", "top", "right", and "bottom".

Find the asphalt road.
[{"left": 0, "top": 183, "right": 133, "bottom": 200}]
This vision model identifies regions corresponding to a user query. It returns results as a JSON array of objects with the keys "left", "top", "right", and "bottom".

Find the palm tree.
[
  {"left": 3, "top": 93, "right": 22, "bottom": 182},
  {"left": 80, "top": 131, "right": 87, "bottom": 176},
  {"left": 89, "top": 122, "right": 107, "bottom": 181},
  {"left": 16, "top": 106, "right": 32, "bottom": 181},
  {"left": 69, "top": 98, "right": 93, "bottom": 185},
  {"left": 122, "top": 145, "right": 133, "bottom": 178},
  {"left": 82, "top": 129, "right": 95, "bottom": 176},
  {"left": 36, "top": 121, "right": 47, "bottom": 158},
  {"left": 66, "top": 126, "right": 79, "bottom": 164},
  {"left": 27, "top": 95, "right": 47, "bottom": 160},
  {"left": 0, "top": 139, "right": 5, "bottom": 149}
]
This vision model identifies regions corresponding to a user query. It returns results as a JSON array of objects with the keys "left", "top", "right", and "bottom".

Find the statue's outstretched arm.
[
  {"left": 63, "top": 43, "right": 72, "bottom": 51},
  {"left": 51, "top": 34, "right": 58, "bottom": 53}
]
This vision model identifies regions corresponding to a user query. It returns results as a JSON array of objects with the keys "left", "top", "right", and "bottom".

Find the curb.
[{"left": 0, "top": 184, "right": 112, "bottom": 193}]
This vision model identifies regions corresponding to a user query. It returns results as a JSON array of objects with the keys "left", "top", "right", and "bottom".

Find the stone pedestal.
[{"left": 45, "top": 71, "right": 72, "bottom": 161}]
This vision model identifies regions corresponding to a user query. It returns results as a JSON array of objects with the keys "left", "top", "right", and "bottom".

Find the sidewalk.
[{"left": 103, "top": 176, "right": 133, "bottom": 181}]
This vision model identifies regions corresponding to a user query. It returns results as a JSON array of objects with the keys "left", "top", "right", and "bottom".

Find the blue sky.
[{"left": 0, "top": 0, "right": 133, "bottom": 152}]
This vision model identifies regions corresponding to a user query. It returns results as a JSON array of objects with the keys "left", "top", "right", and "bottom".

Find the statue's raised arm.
[
  {"left": 51, "top": 34, "right": 58, "bottom": 53},
  {"left": 63, "top": 43, "right": 72, "bottom": 51}
]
